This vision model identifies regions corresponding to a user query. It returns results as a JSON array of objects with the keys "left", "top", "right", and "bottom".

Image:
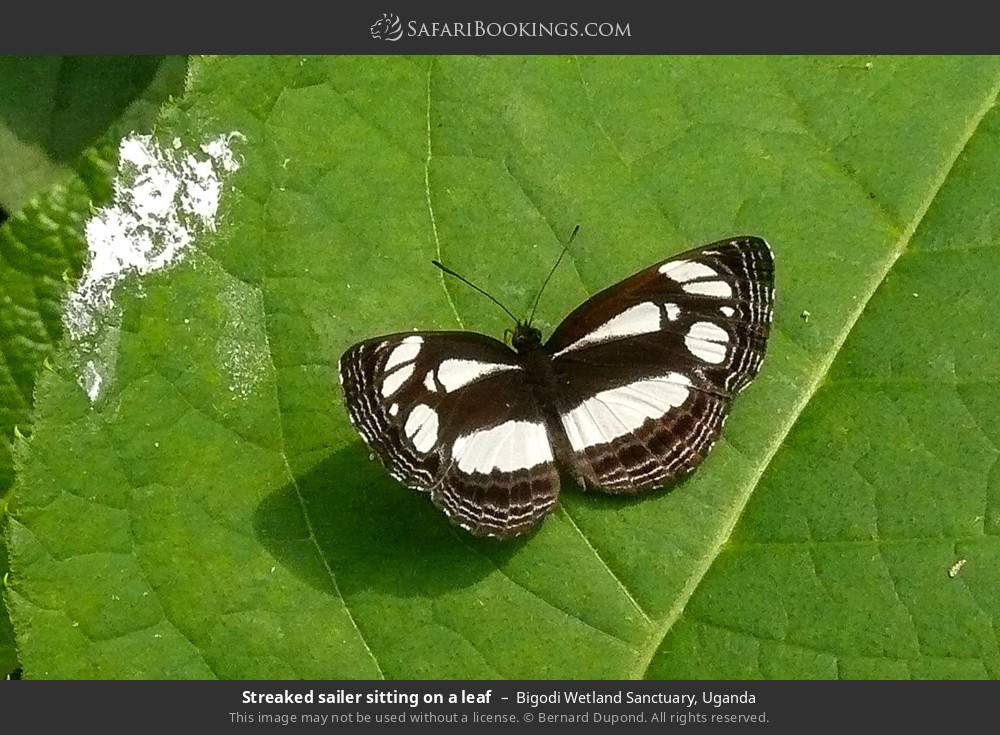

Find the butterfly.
[{"left": 339, "top": 235, "right": 774, "bottom": 539}]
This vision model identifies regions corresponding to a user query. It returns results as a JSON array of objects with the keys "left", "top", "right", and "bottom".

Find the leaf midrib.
[{"left": 629, "top": 72, "right": 1000, "bottom": 678}]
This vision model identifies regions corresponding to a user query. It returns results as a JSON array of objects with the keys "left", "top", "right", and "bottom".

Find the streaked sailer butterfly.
[{"left": 339, "top": 234, "right": 774, "bottom": 539}]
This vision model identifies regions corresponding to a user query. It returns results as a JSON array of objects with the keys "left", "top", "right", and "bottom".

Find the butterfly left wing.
[
  {"left": 545, "top": 235, "right": 774, "bottom": 493},
  {"left": 339, "top": 331, "right": 559, "bottom": 538}
]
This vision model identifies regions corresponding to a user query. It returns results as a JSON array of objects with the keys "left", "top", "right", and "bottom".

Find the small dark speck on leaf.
[{"left": 868, "top": 192, "right": 876, "bottom": 199}]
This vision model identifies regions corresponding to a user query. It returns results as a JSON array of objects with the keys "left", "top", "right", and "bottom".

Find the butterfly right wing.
[
  {"left": 545, "top": 236, "right": 774, "bottom": 493},
  {"left": 339, "top": 331, "right": 560, "bottom": 538}
]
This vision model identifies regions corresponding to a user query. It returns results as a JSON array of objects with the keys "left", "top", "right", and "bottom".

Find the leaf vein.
[
  {"left": 449, "top": 525, "right": 640, "bottom": 650},
  {"left": 557, "top": 506, "right": 653, "bottom": 627},
  {"left": 424, "top": 58, "right": 463, "bottom": 329},
  {"left": 632, "top": 69, "right": 1000, "bottom": 679},
  {"left": 249, "top": 269, "right": 386, "bottom": 678}
]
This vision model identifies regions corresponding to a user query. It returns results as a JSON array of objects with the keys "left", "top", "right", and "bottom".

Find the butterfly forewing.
[
  {"left": 545, "top": 236, "right": 774, "bottom": 493},
  {"left": 339, "top": 332, "right": 560, "bottom": 538}
]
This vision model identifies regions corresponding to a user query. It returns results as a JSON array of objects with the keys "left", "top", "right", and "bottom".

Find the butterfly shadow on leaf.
[{"left": 252, "top": 442, "right": 537, "bottom": 601}]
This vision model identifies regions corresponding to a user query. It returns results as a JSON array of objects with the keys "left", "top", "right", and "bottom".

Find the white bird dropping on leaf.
[{"left": 65, "top": 131, "right": 244, "bottom": 401}]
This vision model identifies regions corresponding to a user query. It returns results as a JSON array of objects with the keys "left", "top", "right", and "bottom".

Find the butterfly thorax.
[
  {"left": 511, "top": 321, "right": 587, "bottom": 485},
  {"left": 511, "top": 323, "right": 564, "bottom": 452},
  {"left": 511, "top": 322, "right": 543, "bottom": 354}
]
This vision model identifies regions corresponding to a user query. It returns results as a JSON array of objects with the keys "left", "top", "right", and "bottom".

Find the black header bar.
[{"left": 2, "top": 1, "right": 999, "bottom": 54}]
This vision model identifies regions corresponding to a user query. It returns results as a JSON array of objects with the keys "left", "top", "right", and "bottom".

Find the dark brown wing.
[
  {"left": 545, "top": 236, "right": 774, "bottom": 493},
  {"left": 339, "top": 331, "right": 559, "bottom": 538}
]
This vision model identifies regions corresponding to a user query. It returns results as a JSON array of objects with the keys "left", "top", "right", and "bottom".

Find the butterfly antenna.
[
  {"left": 527, "top": 224, "right": 579, "bottom": 325},
  {"left": 432, "top": 260, "right": 520, "bottom": 324}
]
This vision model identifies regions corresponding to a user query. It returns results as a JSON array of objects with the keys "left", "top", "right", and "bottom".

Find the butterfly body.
[
  {"left": 339, "top": 236, "right": 774, "bottom": 539},
  {"left": 508, "top": 325, "right": 589, "bottom": 490}
]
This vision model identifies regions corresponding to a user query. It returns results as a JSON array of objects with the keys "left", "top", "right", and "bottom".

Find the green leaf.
[
  {"left": 0, "top": 150, "right": 113, "bottom": 677},
  {"left": 0, "top": 149, "right": 109, "bottom": 494},
  {"left": 0, "top": 56, "right": 187, "bottom": 212},
  {"left": 647, "top": 76, "right": 1000, "bottom": 678},
  {"left": 0, "top": 505, "right": 15, "bottom": 676},
  {"left": 6, "top": 56, "right": 1000, "bottom": 678},
  {"left": 0, "top": 58, "right": 188, "bottom": 678}
]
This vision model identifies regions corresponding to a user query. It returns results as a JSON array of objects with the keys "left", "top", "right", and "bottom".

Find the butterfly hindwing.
[
  {"left": 339, "top": 331, "right": 559, "bottom": 538},
  {"left": 545, "top": 236, "right": 774, "bottom": 493}
]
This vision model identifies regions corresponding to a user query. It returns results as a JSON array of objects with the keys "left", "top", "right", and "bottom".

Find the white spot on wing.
[
  {"left": 381, "top": 363, "right": 414, "bottom": 397},
  {"left": 452, "top": 420, "right": 552, "bottom": 474},
  {"left": 720, "top": 306, "right": 735, "bottom": 317},
  {"left": 556, "top": 302, "right": 661, "bottom": 355},
  {"left": 685, "top": 321, "right": 729, "bottom": 364},
  {"left": 389, "top": 404, "right": 399, "bottom": 416},
  {"left": 683, "top": 280, "right": 733, "bottom": 298},
  {"left": 665, "top": 303, "right": 681, "bottom": 321},
  {"left": 437, "top": 359, "right": 517, "bottom": 392},
  {"left": 659, "top": 260, "right": 717, "bottom": 282},
  {"left": 404, "top": 404, "right": 439, "bottom": 453},
  {"left": 384, "top": 336, "right": 422, "bottom": 372},
  {"left": 561, "top": 373, "right": 692, "bottom": 450},
  {"left": 423, "top": 371, "right": 437, "bottom": 391}
]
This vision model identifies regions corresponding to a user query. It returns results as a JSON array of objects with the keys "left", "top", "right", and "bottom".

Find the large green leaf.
[
  {"left": 6, "top": 56, "right": 1000, "bottom": 678},
  {"left": 0, "top": 150, "right": 112, "bottom": 676},
  {"left": 0, "top": 149, "right": 112, "bottom": 495},
  {"left": 0, "top": 150, "right": 113, "bottom": 677},
  {"left": 0, "top": 57, "right": 188, "bottom": 678}
]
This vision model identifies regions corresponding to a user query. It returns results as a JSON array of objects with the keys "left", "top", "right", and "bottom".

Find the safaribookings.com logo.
[
  {"left": 370, "top": 13, "right": 631, "bottom": 42},
  {"left": 370, "top": 13, "right": 404, "bottom": 41}
]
